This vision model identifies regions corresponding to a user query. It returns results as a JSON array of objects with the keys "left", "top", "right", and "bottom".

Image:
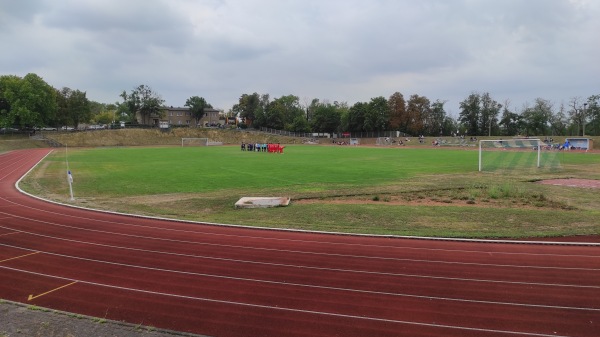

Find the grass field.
[{"left": 19, "top": 144, "right": 600, "bottom": 239}]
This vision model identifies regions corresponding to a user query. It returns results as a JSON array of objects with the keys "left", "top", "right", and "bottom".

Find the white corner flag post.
[
  {"left": 66, "top": 144, "right": 75, "bottom": 201},
  {"left": 67, "top": 170, "right": 74, "bottom": 201}
]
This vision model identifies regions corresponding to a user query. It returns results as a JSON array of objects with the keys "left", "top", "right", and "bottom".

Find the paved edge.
[{"left": 0, "top": 299, "right": 209, "bottom": 337}]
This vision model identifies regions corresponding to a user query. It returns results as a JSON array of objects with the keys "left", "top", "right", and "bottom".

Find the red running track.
[{"left": 0, "top": 148, "right": 599, "bottom": 337}]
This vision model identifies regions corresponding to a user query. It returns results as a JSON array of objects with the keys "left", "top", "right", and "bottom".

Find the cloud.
[{"left": 0, "top": 0, "right": 598, "bottom": 115}]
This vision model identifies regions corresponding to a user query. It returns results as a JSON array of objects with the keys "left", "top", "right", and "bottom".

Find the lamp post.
[{"left": 582, "top": 103, "right": 588, "bottom": 136}]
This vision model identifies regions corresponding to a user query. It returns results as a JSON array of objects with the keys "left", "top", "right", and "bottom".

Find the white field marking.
[
  {"left": 0, "top": 264, "right": 575, "bottom": 337},
  {"left": 2, "top": 193, "right": 599, "bottom": 260},
  {"left": 3, "top": 243, "right": 598, "bottom": 313},
  {"left": 1, "top": 212, "right": 598, "bottom": 272},
  {"left": 1, "top": 229, "right": 598, "bottom": 291}
]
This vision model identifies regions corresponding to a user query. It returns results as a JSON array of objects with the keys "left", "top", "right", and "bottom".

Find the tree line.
[
  {"left": 233, "top": 92, "right": 600, "bottom": 137},
  {"left": 1, "top": 73, "right": 598, "bottom": 137}
]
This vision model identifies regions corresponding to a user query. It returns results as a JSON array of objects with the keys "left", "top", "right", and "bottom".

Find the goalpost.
[
  {"left": 182, "top": 138, "right": 224, "bottom": 146},
  {"left": 376, "top": 137, "right": 392, "bottom": 146},
  {"left": 182, "top": 138, "right": 208, "bottom": 147},
  {"left": 478, "top": 138, "right": 561, "bottom": 172}
]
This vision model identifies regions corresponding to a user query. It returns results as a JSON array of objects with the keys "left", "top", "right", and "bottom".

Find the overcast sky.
[{"left": 1, "top": 0, "right": 598, "bottom": 116}]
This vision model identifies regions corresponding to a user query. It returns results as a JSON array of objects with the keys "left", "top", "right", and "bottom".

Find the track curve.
[{"left": 0, "top": 148, "right": 599, "bottom": 337}]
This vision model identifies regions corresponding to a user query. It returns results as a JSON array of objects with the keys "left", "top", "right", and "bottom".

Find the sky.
[{"left": 1, "top": 0, "right": 598, "bottom": 117}]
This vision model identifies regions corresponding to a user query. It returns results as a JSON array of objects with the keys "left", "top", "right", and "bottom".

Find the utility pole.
[{"left": 582, "top": 103, "right": 588, "bottom": 136}]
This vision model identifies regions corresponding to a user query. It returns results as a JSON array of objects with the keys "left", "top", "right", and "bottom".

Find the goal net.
[
  {"left": 479, "top": 139, "right": 561, "bottom": 172},
  {"left": 376, "top": 137, "right": 393, "bottom": 146},
  {"left": 182, "top": 138, "right": 208, "bottom": 146},
  {"left": 182, "top": 138, "right": 223, "bottom": 146}
]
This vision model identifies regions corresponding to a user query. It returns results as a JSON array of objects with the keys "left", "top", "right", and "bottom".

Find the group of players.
[{"left": 241, "top": 142, "right": 284, "bottom": 153}]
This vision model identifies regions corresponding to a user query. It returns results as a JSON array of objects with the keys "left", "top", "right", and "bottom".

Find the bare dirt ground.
[{"left": 537, "top": 178, "right": 600, "bottom": 189}]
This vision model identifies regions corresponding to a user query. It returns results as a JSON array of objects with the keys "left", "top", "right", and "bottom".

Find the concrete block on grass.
[{"left": 235, "top": 197, "right": 290, "bottom": 209}]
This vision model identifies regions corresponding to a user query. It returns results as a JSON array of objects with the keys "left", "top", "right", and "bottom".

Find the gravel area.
[{"left": 0, "top": 300, "right": 208, "bottom": 337}]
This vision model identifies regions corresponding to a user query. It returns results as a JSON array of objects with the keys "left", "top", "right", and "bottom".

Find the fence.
[{"left": 259, "top": 128, "right": 411, "bottom": 139}]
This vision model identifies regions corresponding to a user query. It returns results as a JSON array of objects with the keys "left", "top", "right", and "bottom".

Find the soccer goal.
[
  {"left": 376, "top": 137, "right": 393, "bottom": 146},
  {"left": 182, "top": 138, "right": 223, "bottom": 146},
  {"left": 182, "top": 138, "right": 208, "bottom": 147},
  {"left": 478, "top": 138, "right": 561, "bottom": 172}
]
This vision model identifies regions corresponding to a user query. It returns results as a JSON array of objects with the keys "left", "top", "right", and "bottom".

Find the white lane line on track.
[
  {"left": 1, "top": 229, "right": 598, "bottom": 290},
  {"left": 0, "top": 152, "right": 38, "bottom": 182},
  {"left": 2, "top": 243, "right": 597, "bottom": 312},
  {"left": 0, "top": 264, "right": 575, "bottom": 337},
  {"left": 1, "top": 214, "right": 598, "bottom": 272},
  {"left": 2, "top": 195, "right": 599, "bottom": 259}
]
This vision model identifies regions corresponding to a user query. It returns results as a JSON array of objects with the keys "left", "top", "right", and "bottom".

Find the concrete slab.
[{"left": 235, "top": 197, "right": 291, "bottom": 209}]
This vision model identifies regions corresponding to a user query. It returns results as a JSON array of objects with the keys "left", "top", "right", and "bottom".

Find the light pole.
[{"left": 583, "top": 103, "right": 588, "bottom": 136}]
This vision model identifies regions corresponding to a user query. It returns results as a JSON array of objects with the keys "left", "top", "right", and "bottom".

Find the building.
[{"left": 137, "top": 107, "right": 222, "bottom": 127}]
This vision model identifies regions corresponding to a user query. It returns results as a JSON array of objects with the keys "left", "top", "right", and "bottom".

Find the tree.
[
  {"left": 549, "top": 103, "right": 568, "bottom": 136},
  {"left": 0, "top": 98, "right": 9, "bottom": 114},
  {"left": 289, "top": 115, "right": 311, "bottom": 133},
  {"left": 232, "top": 93, "right": 260, "bottom": 126},
  {"left": 56, "top": 87, "right": 91, "bottom": 128},
  {"left": 585, "top": 95, "right": 600, "bottom": 136},
  {"left": 441, "top": 115, "right": 459, "bottom": 137},
  {"left": 364, "top": 96, "right": 389, "bottom": 132},
  {"left": 521, "top": 98, "right": 553, "bottom": 136},
  {"left": 459, "top": 93, "right": 481, "bottom": 136},
  {"left": 120, "top": 85, "right": 164, "bottom": 125},
  {"left": 119, "top": 89, "right": 140, "bottom": 123},
  {"left": 310, "top": 102, "right": 341, "bottom": 133},
  {"left": 347, "top": 102, "right": 367, "bottom": 132},
  {"left": 388, "top": 92, "right": 407, "bottom": 131},
  {"left": 499, "top": 101, "right": 522, "bottom": 136},
  {"left": 0, "top": 73, "right": 57, "bottom": 129},
  {"left": 405, "top": 94, "right": 430, "bottom": 135},
  {"left": 69, "top": 90, "right": 91, "bottom": 128},
  {"left": 251, "top": 94, "right": 270, "bottom": 129},
  {"left": 567, "top": 97, "right": 585, "bottom": 136},
  {"left": 263, "top": 95, "right": 303, "bottom": 131},
  {"left": 185, "top": 96, "right": 212, "bottom": 127},
  {"left": 480, "top": 92, "right": 502, "bottom": 136},
  {"left": 55, "top": 87, "right": 71, "bottom": 127},
  {"left": 427, "top": 100, "right": 447, "bottom": 136}
]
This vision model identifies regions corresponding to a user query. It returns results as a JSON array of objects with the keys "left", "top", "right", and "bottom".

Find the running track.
[{"left": 1, "top": 148, "right": 599, "bottom": 337}]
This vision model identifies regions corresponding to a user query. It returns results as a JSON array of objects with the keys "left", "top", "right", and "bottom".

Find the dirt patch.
[
  {"left": 538, "top": 178, "right": 600, "bottom": 189},
  {"left": 293, "top": 195, "right": 557, "bottom": 210}
]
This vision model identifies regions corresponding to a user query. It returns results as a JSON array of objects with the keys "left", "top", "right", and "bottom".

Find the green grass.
[
  {"left": 20, "top": 145, "right": 600, "bottom": 239},
  {"left": 52, "top": 146, "right": 476, "bottom": 196}
]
